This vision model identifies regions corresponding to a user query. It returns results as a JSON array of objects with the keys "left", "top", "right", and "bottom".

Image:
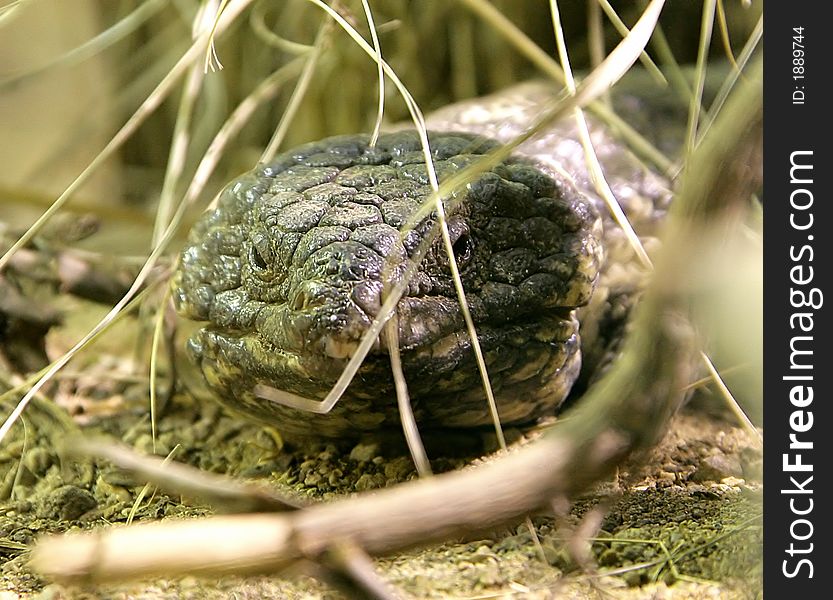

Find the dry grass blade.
[
  {"left": 385, "top": 317, "right": 432, "bottom": 478},
  {"left": 126, "top": 443, "right": 182, "bottom": 525},
  {"left": 572, "top": 0, "right": 666, "bottom": 107},
  {"left": 0, "top": 0, "right": 23, "bottom": 22},
  {"left": 148, "top": 284, "right": 172, "bottom": 452},
  {"left": 649, "top": 23, "right": 697, "bottom": 105},
  {"left": 361, "top": 0, "right": 386, "bottom": 147},
  {"left": 4, "top": 415, "right": 28, "bottom": 501},
  {"left": 458, "top": 0, "right": 567, "bottom": 85},
  {"left": 431, "top": 187, "right": 508, "bottom": 448},
  {"left": 550, "top": 0, "right": 653, "bottom": 269},
  {"left": 681, "top": 363, "right": 745, "bottom": 392},
  {"left": 684, "top": 0, "right": 716, "bottom": 158},
  {"left": 593, "top": 0, "right": 666, "bottom": 85},
  {"left": 203, "top": 0, "right": 231, "bottom": 72},
  {"left": 152, "top": 58, "right": 205, "bottom": 247},
  {"left": 700, "top": 352, "right": 761, "bottom": 444},
  {"left": 0, "top": 371, "right": 79, "bottom": 441},
  {"left": 192, "top": 57, "right": 307, "bottom": 211},
  {"left": 459, "top": 0, "right": 672, "bottom": 174},
  {"left": 715, "top": 0, "right": 740, "bottom": 70},
  {"left": 587, "top": 1, "right": 605, "bottom": 70},
  {"left": 249, "top": 3, "right": 315, "bottom": 54},
  {"left": 261, "top": 23, "right": 333, "bottom": 162},
  {"left": 696, "top": 14, "right": 762, "bottom": 146}
]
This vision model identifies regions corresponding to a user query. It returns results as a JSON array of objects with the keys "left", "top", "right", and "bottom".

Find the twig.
[
  {"left": 63, "top": 438, "right": 306, "bottom": 513},
  {"left": 323, "top": 540, "right": 403, "bottom": 600}
]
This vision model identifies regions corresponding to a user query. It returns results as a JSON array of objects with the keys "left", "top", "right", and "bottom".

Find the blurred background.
[
  {"left": 0, "top": 0, "right": 761, "bottom": 238},
  {"left": 0, "top": 0, "right": 762, "bottom": 417}
]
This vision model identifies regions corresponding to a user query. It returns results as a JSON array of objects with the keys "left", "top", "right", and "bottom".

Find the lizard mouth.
[{"left": 186, "top": 298, "right": 581, "bottom": 427}]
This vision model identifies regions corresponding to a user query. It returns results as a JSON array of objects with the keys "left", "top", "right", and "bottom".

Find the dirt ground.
[{"left": 0, "top": 354, "right": 762, "bottom": 600}]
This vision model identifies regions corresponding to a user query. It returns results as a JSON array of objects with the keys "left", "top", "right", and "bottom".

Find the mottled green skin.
[{"left": 173, "top": 131, "right": 604, "bottom": 437}]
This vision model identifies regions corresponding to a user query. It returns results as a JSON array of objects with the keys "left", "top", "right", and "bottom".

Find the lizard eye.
[
  {"left": 452, "top": 232, "right": 473, "bottom": 268},
  {"left": 448, "top": 220, "right": 473, "bottom": 269},
  {"left": 250, "top": 244, "right": 268, "bottom": 269},
  {"left": 249, "top": 230, "right": 272, "bottom": 271}
]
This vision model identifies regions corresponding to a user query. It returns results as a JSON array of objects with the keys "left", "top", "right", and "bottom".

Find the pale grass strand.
[
  {"left": 568, "top": 0, "right": 666, "bottom": 113},
  {"left": 249, "top": 3, "right": 315, "bottom": 54},
  {"left": 646, "top": 22, "right": 696, "bottom": 106},
  {"left": 361, "top": 0, "right": 386, "bottom": 147},
  {"left": 261, "top": 24, "right": 332, "bottom": 162},
  {"left": 149, "top": 285, "right": 173, "bottom": 454},
  {"left": 587, "top": 1, "right": 605, "bottom": 70},
  {"left": 152, "top": 0, "right": 230, "bottom": 246},
  {"left": 684, "top": 0, "right": 716, "bottom": 158},
  {"left": 203, "top": 0, "right": 229, "bottom": 72},
  {"left": 196, "top": 57, "right": 306, "bottom": 211},
  {"left": 458, "top": 0, "right": 672, "bottom": 175},
  {"left": 700, "top": 352, "right": 761, "bottom": 445},
  {"left": 385, "top": 318, "right": 432, "bottom": 477},
  {"left": 715, "top": 0, "right": 740, "bottom": 71},
  {"left": 8, "top": 416, "right": 29, "bottom": 501},
  {"left": 695, "top": 14, "right": 762, "bottom": 146},
  {"left": 152, "top": 65, "right": 205, "bottom": 247},
  {"left": 126, "top": 444, "right": 182, "bottom": 525},
  {"left": 302, "top": 0, "right": 506, "bottom": 442},
  {"left": 682, "top": 363, "right": 745, "bottom": 392},
  {"left": 0, "top": 0, "right": 24, "bottom": 24},
  {"left": 302, "top": 0, "right": 433, "bottom": 140},
  {"left": 434, "top": 183, "right": 507, "bottom": 448},
  {"left": 551, "top": 0, "right": 652, "bottom": 269},
  {"left": 592, "top": 0, "right": 666, "bottom": 85}
]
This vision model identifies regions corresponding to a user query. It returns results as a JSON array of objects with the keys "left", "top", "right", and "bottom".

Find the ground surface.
[{"left": 0, "top": 342, "right": 762, "bottom": 600}]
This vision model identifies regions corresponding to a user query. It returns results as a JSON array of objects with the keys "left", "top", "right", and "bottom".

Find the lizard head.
[{"left": 172, "top": 131, "right": 601, "bottom": 436}]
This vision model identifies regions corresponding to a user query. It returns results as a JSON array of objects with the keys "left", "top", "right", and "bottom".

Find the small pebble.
[
  {"left": 44, "top": 485, "right": 97, "bottom": 520},
  {"left": 349, "top": 442, "right": 380, "bottom": 463}
]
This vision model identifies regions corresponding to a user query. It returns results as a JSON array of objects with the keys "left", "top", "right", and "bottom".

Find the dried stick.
[{"left": 63, "top": 438, "right": 306, "bottom": 513}]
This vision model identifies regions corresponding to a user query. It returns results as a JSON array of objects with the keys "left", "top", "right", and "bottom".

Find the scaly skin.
[{"left": 172, "top": 83, "right": 671, "bottom": 438}]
